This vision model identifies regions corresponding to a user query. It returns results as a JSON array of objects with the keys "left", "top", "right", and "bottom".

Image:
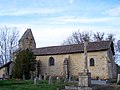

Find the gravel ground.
[
  {"left": 61, "top": 84, "right": 120, "bottom": 90},
  {"left": 94, "top": 84, "right": 119, "bottom": 90}
]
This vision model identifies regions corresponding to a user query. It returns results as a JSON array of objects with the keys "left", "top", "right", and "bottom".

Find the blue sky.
[{"left": 0, "top": 0, "right": 120, "bottom": 47}]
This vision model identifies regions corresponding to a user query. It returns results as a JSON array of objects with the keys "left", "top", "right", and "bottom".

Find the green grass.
[
  {"left": 117, "top": 87, "right": 120, "bottom": 90},
  {"left": 0, "top": 80, "right": 63, "bottom": 90}
]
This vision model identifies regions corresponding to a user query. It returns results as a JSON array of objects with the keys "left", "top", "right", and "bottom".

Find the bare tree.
[
  {"left": 62, "top": 30, "right": 120, "bottom": 63},
  {"left": 0, "top": 26, "right": 19, "bottom": 65},
  {"left": 62, "top": 30, "right": 92, "bottom": 45},
  {"left": 93, "top": 32, "right": 105, "bottom": 41},
  {"left": 106, "top": 34, "right": 115, "bottom": 41}
]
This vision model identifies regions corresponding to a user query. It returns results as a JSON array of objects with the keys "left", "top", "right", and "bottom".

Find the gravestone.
[
  {"left": 48, "top": 76, "right": 52, "bottom": 84},
  {"left": 64, "top": 77, "right": 68, "bottom": 82},
  {"left": 68, "top": 76, "right": 72, "bottom": 82},
  {"left": 34, "top": 77, "right": 39, "bottom": 85},
  {"left": 30, "top": 72, "right": 34, "bottom": 80},
  {"left": 44, "top": 73, "right": 47, "bottom": 80},
  {"left": 22, "top": 74, "right": 25, "bottom": 80},
  {"left": 56, "top": 76, "right": 60, "bottom": 83},
  {"left": 39, "top": 75, "right": 42, "bottom": 80},
  {"left": 117, "top": 74, "right": 120, "bottom": 84},
  {"left": 2, "top": 74, "right": 5, "bottom": 80}
]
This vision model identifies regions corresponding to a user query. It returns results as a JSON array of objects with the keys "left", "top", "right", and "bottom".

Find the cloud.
[
  {"left": 49, "top": 16, "right": 115, "bottom": 24},
  {"left": 105, "top": 6, "right": 120, "bottom": 16},
  {"left": 0, "top": 7, "right": 63, "bottom": 16},
  {"left": 68, "top": 0, "right": 75, "bottom": 4},
  {"left": 2, "top": 21, "right": 120, "bottom": 47},
  {"left": 23, "top": 24, "right": 120, "bottom": 47}
]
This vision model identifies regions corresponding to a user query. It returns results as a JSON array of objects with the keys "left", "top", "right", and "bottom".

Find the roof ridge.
[
  {"left": 19, "top": 28, "right": 32, "bottom": 42},
  {"left": 35, "top": 40, "right": 111, "bottom": 49}
]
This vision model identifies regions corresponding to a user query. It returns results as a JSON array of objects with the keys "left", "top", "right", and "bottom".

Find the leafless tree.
[
  {"left": 62, "top": 30, "right": 120, "bottom": 64},
  {"left": 0, "top": 26, "right": 19, "bottom": 65},
  {"left": 93, "top": 32, "right": 105, "bottom": 41},
  {"left": 106, "top": 34, "right": 115, "bottom": 41},
  {"left": 62, "top": 30, "right": 92, "bottom": 45}
]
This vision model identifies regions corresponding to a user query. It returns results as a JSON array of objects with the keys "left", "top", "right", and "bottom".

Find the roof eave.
[{"left": 34, "top": 49, "right": 108, "bottom": 56}]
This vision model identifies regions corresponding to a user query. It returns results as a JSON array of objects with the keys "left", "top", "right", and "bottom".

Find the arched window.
[
  {"left": 90, "top": 58, "right": 95, "bottom": 66},
  {"left": 49, "top": 57, "right": 55, "bottom": 66}
]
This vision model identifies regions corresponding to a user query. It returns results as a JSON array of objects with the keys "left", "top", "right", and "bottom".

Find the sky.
[{"left": 0, "top": 0, "right": 120, "bottom": 47}]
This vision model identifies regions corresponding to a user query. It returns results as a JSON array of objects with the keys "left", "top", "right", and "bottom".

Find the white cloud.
[
  {"left": 2, "top": 22, "right": 120, "bottom": 47},
  {"left": 0, "top": 7, "right": 63, "bottom": 16},
  {"left": 68, "top": 0, "right": 75, "bottom": 4},
  {"left": 105, "top": 6, "right": 120, "bottom": 16},
  {"left": 26, "top": 25, "right": 120, "bottom": 47},
  {"left": 49, "top": 16, "right": 115, "bottom": 24}
]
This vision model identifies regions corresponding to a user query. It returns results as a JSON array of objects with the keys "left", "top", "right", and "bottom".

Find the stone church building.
[
  {"left": 18, "top": 29, "right": 117, "bottom": 80},
  {"left": 0, "top": 28, "right": 117, "bottom": 80}
]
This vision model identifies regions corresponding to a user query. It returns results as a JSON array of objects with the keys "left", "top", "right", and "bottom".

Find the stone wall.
[
  {"left": 18, "top": 29, "right": 36, "bottom": 50},
  {"left": 0, "top": 68, "right": 5, "bottom": 78},
  {"left": 36, "top": 50, "right": 115, "bottom": 79},
  {"left": 107, "top": 47, "right": 117, "bottom": 78}
]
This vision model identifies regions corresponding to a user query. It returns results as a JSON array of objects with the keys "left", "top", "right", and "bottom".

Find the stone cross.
[
  {"left": 44, "top": 73, "right": 47, "bottom": 80},
  {"left": 2, "top": 74, "right": 5, "bottom": 80},
  {"left": 39, "top": 75, "right": 42, "bottom": 80},
  {"left": 56, "top": 76, "right": 60, "bottom": 83},
  {"left": 78, "top": 38, "right": 91, "bottom": 87},
  {"left": 48, "top": 76, "right": 52, "bottom": 84},
  {"left": 34, "top": 77, "right": 39, "bottom": 85},
  {"left": 83, "top": 37, "right": 89, "bottom": 72},
  {"left": 68, "top": 76, "right": 72, "bottom": 82},
  {"left": 117, "top": 74, "right": 120, "bottom": 84},
  {"left": 30, "top": 71, "right": 34, "bottom": 80},
  {"left": 22, "top": 74, "right": 25, "bottom": 80}
]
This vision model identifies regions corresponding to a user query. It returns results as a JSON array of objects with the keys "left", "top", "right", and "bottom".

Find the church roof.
[
  {"left": 33, "top": 41, "right": 114, "bottom": 56},
  {"left": 0, "top": 61, "right": 13, "bottom": 69}
]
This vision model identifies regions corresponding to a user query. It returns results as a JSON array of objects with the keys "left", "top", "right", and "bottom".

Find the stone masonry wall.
[{"left": 36, "top": 50, "right": 114, "bottom": 79}]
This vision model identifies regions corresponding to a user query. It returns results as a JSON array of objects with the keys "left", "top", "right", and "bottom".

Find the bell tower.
[{"left": 19, "top": 28, "right": 36, "bottom": 50}]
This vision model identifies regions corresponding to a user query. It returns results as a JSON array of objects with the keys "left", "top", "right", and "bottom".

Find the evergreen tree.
[{"left": 12, "top": 49, "right": 36, "bottom": 79}]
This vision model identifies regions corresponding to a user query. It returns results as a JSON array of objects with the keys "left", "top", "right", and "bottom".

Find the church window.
[
  {"left": 90, "top": 58, "right": 95, "bottom": 66},
  {"left": 49, "top": 57, "right": 55, "bottom": 66}
]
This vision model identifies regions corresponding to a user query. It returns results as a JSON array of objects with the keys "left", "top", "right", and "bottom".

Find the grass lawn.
[
  {"left": 0, "top": 80, "right": 67, "bottom": 90},
  {"left": 117, "top": 87, "right": 120, "bottom": 90}
]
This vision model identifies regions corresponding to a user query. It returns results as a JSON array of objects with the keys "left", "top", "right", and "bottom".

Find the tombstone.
[
  {"left": 117, "top": 74, "right": 120, "bottom": 84},
  {"left": 64, "top": 76, "right": 68, "bottom": 82},
  {"left": 2, "top": 74, "right": 5, "bottom": 80},
  {"left": 30, "top": 71, "right": 34, "bottom": 80},
  {"left": 68, "top": 76, "right": 72, "bottom": 82},
  {"left": 48, "top": 76, "right": 52, "bottom": 84},
  {"left": 44, "top": 73, "right": 47, "bottom": 80},
  {"left": 39, "top": 75, "right": 42, "bottom": 80},
  {"left": 56, "top": 77, "right": 60, "bottom": 83},
  {"left": 22, "top": 74, "right": 25, "bottom": 80},
  {"left": 34, "top": 77, "right": 39, "bottom": 85},
  {"left": 63, "top": 59, "right": 69, "bottom": 82}
]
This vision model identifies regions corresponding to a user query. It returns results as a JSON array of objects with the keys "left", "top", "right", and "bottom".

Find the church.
[
  {"left": 0, "top": 28, "right": 117, "bottom": 79},
  {"left": 18, "top": 29, "right": 117, "bottom": 79}
]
